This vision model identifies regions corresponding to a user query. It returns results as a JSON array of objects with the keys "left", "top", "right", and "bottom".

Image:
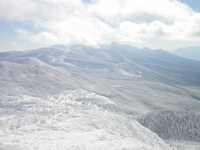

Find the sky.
[{"left": 0, "top": 0, "right": 200, "bottom": 52}]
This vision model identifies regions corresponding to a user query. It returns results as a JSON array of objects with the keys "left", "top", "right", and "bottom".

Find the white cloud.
[
  {"left": 1, "top": 0, "right": 200, "bottom": 49},
  {"left": 185, "top": 13, "right": 200, "bottom": 38},
  {"left": 30, "top": 32, "right": 60, "bottom": 45},
  {"left": 15, "top": 28, "right": 29, "bottom": 38},
  {"left": 0, "top": 0, "right": 37, "bottom": 21},
  {"left": 89, "top": 0, "right": 194, "bottom": 24}
]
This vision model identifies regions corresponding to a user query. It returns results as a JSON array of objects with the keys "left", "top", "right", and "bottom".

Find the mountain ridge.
[
  {"left": 1, "top": 43, "right": 200, "bottom": 149},
  {"left": 171, "top": 46, "right": 200, "bottom": 61},
  {"left": 2, "top": 43, "right": 200, "bottom": 86}
]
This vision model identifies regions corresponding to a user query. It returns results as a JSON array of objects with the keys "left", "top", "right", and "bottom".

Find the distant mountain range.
[
  {"left": 1, "top": 42, "right": 200, "bottom": 87},
  {"left": 171, "top": 46, "right": 200, "bottom": 61},
  {"left": 0, "top": 42, "right": 200, "bottom": 150}
]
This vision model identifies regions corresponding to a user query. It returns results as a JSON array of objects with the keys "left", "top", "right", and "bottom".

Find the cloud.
[
  {"left": 0, "top": 0, "right": 37, "bottom": 21},
  {"left": 15, "top": 28, "right": 29, "bottom": 38},
  {"left": 30, "top": 32, "right": 60, "bottom": 45},
  {"left": 185, "top": 13, "right": 200, "bottom": 38},
  {"left": 1, "top": 0, "right": 200, "bottom": 48}
]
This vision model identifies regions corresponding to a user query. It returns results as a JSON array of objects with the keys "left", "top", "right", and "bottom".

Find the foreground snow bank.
[{"left": 0, "top": 90, "right": 173, "bottom": 150}]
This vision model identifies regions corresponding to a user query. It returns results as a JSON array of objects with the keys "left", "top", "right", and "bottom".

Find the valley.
[{"left": 0, "top": 43, "right": 200, "bottom": 150}]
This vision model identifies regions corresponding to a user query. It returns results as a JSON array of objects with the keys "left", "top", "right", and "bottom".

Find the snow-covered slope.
[
  {"left": 139, "top": 110, "right": 200, "bottom": 142},
  {"left": 0, "top": 60, "right": 76, "bottom": 97},
  {"left": 0, "top": 90, "right": 173, "bottom": 150},
  {"left": 0, "top": 43, "right": 200, "bottom": 149}
]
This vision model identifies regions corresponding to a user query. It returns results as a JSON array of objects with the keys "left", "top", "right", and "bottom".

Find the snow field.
[{"left": 0, "top": 90, "right": 173, "bottom": 150}]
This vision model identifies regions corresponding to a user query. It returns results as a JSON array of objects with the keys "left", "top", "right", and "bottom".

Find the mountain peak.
[{"left": 110, "top": 41, "right": 119, "bottom": 46}]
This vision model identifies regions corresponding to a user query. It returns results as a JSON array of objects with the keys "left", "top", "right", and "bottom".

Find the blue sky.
[
  {"left": 0, "top": 0, "right": 200, "bottom": 52},
  {"left": 182, "top": 0, "right": 200, "bottom": 12}
]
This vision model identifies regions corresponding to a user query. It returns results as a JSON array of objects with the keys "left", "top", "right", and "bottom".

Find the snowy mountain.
[
  {"left": 171, "top": 46, "right": 200, "bottom": 61},
  {"left": 0, "top": 43, "right": 200, "bottom": 150}
]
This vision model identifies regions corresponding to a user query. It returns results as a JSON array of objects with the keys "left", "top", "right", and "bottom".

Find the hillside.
[
  {"left": 0, "top": 43, "right": 200, "bottom": 149},
  {"left": 171, "top": 46, "right": 200, "bottom": 61}
]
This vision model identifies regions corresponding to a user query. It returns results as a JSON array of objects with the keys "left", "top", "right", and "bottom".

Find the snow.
[
  {"left": 138, "top": 110, "right": 200, "bottom": 142},
  {"left": 0, "top": 90, "right": 173, "bottom": 150},
  {"left": 118, "top": 69, "right": 142, "bottom": 77},
  {"left": 166, "top": 140, "right": 200, "bottom": 150},
  {"left": 101, "top": 51, "right": 111, "bottom": 59},
  {"left": 1, "top": 44, "right": 200, "bottom": 150}
]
